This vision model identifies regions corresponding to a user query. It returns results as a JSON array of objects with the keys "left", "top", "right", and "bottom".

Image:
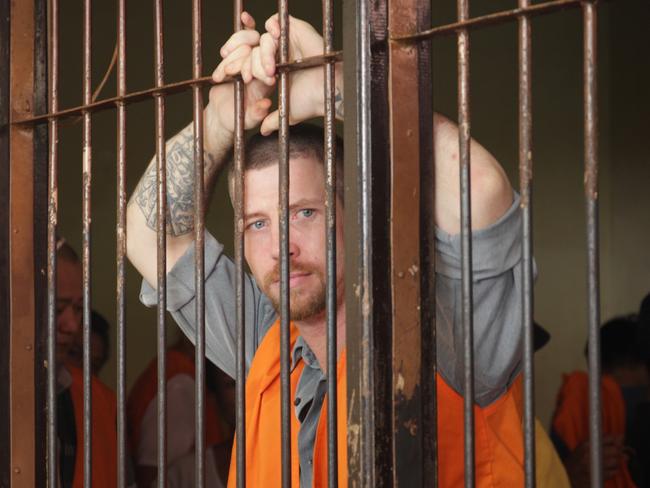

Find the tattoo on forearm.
[
  {"left": 133, "top": 126, "right": 219, "bottom": 237},
  {"left": 335, "top": 86, "right": 344, "bottom": 119}
]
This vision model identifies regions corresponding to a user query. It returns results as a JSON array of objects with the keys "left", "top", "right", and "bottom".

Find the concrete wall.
[{"left": 54, "top": 0, "right": 649, "bottom": 428}]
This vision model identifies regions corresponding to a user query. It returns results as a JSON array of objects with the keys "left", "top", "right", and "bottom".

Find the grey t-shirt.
[{"left": 140, "top": 192, "right": 527, "bottom": 484}]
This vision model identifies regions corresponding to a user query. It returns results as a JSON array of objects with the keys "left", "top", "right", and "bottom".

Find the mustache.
[{"left": 262, "top": 262, "right": 320, "bottom": 288}]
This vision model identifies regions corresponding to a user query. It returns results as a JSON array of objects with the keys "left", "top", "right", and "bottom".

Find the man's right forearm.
[{"left": 127, "top": 110, "right": 233, "bottom": 283}]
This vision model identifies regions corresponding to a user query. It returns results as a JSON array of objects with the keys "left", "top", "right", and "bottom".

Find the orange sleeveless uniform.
[
  {"left": 228, "top": 320, "right": 529, "bottom": 487},
  {"left": 126, "top": 349, "right": 225, "bottom": 455},
  {"left": 552, "top": 371, "right": 636, "bottom": 488},
  {"left": 67, "top": 365, "right": 118, "bottom": 488}
]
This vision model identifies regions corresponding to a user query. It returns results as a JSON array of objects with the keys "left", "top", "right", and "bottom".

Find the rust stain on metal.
[
  {"left": 13, "top": 52, "right": 344, "bottom": 127},
  {"left": 9, "top": 0, "right": 37, "bottom": 486},
  {"left": 391, "top": 0, "right": 584, "bottom": 42}
]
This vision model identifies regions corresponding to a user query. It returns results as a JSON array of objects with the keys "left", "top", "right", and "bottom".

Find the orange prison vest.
[
  {"left": 552, "top": 371, "right": 636, "bottom": 488},
  {"left": 68, "top": 365, "right": 118, "bottom": 488},
  {"left": 127, "top": 349, "right": 225, "bottom": 455},
  {"left": 227, "top": 321, "right": 347, "bottom": 488},
  {"left": 227, "top": 319, "right": 532, "bottom": 488}
]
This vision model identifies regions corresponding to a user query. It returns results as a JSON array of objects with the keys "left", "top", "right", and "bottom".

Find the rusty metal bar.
[
  {"left": 0, "top": 0, "right": 10, "bottom": 480},
  {"left": 344, "top": 0, "right": 394, "bottom": 485},
  {"left": 391, "top": 0, "right": 583, "bottom": 42},
  {"left": 34, "top": 2, "right": 49, "bottom": 483},
  {"left": 322, "top": 0, "right": 338, "bottom": 486},
  {"left": 191, "top": 0, "right": 206, "bottom": 486},
  {"left": 153, "top": 0, "right": 168, "bottom": 486},
  {"left": 46, "top": 0, "right": 60, "bottom": 486},
  {"left": 232, "top": 3, "right": 247, "bottom": 488},
  {"left": 456, "top": 0, "right": 475, "bottom": 485},
  {"left": 387, "top": 0, "right": 425, "bottom": 484},
  {"left": 415, "top": 2, "right": 437, "bottom": 485},
  {"left": 583, "top": 3, "right": 602, "bottom": 488},
  {"left": 9, "top": 0, "right": 37, "bottom": 485},
  {"left": 518, "top": 0, "right": 536, "bottom": 486},
  {"left": 81, "top": 1, "right": 93, "bottom": 485},
  {"left": 116, "top": 0, "right": 127, "bottom": 486},
  {"left": 277, "top": 1, "right": 291, "bottom": 486},
  {"left": 12, "top": 52, "right": 343, "bottom": 127}
]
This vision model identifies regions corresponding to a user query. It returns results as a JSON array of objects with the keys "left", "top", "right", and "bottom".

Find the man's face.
[
  {"left": 56, "top": 258, "right": 83, "bottom": 363},
  {"left": 243, "top": 156, "right": 344, "bottom": 321}
]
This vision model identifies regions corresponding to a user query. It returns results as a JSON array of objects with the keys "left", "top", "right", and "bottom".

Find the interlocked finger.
[
  {"left": 213, "top": 44, "right": 252, "bottom": 82},
  {"left": 220, "top": 29, "right": 260, "bottom": 58}
]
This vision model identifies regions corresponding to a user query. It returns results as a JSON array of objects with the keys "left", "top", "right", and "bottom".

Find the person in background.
[
  {"left": 628, "top": 293, "right": 650, "bottom": 487},
  {"left": 67, "top": 310, "right": 111, "bottom": 375},
  {"left": 551, "top": 309, "right": 650, "bottom": 488},
  {"left": 55, "top": 238, "right": 122, "bottom": 488},
  {"left": 127, "top": 332, "right": 234, "bottom": 488}
]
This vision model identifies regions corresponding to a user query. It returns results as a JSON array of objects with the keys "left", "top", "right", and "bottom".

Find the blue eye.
[
  {"left": 247, "top": 220, "right": 266, "bottom": 231},
  {"left": 300, "top": 209, "right": 315, "bottom": 218}
]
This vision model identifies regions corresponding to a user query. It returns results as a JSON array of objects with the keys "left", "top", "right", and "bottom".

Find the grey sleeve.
[
  {"left": 435, "top": 192, "right": 530, "bottom": 407},
  {"left": 139, "top": 232, "right": 277, "bottom": 379}
]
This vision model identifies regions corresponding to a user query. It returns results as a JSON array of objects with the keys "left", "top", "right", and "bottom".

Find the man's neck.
[{"left": 295, "top": 302, "right": 346, "bottom": 374}]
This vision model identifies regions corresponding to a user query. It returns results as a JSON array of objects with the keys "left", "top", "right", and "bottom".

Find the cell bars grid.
[{"left": 2, "top": 0, "right": 603, "bottom": 486}]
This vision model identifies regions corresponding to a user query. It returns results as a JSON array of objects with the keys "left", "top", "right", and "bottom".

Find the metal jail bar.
[
  {"left": 191, "top": 0, "right": 207, "bottom": 486},
  {"left": 277, "top": 1, "right": 293, "bottom": 487},
  {"left": 81, "top": 1, "right": 93, "bottom": 485},
  {"left": 116, "top": 0, "right": 128, "bottom": 485},
  {"left": 517, "top": 0, "right": 536, "bottom": 486},
  {"left": 322, "top": 0, "right": 339, "bottom": 486},
  {"left": 152, "top": 0, "right": 168, "bottom": 486},
  {"left": 2, "top": 0, "right": 608, "bottom": 487},
  {"left": 46, "top": 0, "right": 60, "bottom": 485},
  {"left": 232, "top": 3, "right": 248, "bottom": 488}
]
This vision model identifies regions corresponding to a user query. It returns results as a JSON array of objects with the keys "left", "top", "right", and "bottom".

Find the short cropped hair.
[
  {"left": 585, "top": 316, "right": 647, "bottom": 371},
  {"left": 227, "top": 123, "right": 344, "bottom": 204}
]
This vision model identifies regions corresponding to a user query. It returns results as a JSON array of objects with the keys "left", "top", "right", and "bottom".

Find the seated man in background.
[
  {"left": 551, "top": 311, "right": 650, "bottom": 487},
  {"left": 127, "top": 332, "right": 234, "bottom": 488},
  {"left": 56, "top": 238, "right": 121, "bottom": 488}
]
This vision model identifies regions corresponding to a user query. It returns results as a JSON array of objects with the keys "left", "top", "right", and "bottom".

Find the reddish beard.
[{"left": 262, "top": 262, "right": 326, "bottom": 321}]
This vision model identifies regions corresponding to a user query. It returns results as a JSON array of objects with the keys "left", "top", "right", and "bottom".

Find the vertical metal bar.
[
  {"left": 456, "top": 0, "right": 475, "bottom": 486},
  {"left": 583, "top": 3, "right": 602, "bottom": 487},
  {"left": 153, "top": 1, "right": 167, "bottom": 486},
  {"left": 116, "top": 0, "right": 127, "bottom": 486},
  {"left": 322, "top": 0, "right": 338, "bottom": 486},
  {"left": 9, "top": 0, "right": 37, "bottom": 486},
  {"left": 34, "top": 0, "right": 49, "bottom": 482},
  {"left": 232, "top": 3, "right": 247, "bottom": 488},
  {"left": 387, "top": 0, "right": 424, "bottom": 485},
  {"left": 81, "top": 1, "right": 93, "bottom": 486},
  {"left": 518, "top": 2, "right": 536, "bottom": 487},
  {"left": 277, "top": 1, "right": 292, "bottom": 486},
  {"left": 47, "top": 0, "right": 60, "bottom": 486},
  {"left": 191, "top": 0, "right": 206, "bottom": 486},
  {"left": 344, "top": 0, "right": 393, "bottom": 486},
  {"left": 416, "top": 2, "right": 437, "bottom": 485},
  {"left": 0, "top": 0, "right": 10, "bottom": 480}
]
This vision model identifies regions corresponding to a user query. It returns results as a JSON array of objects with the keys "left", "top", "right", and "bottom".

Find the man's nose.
[{"left": 270, "top": 227, "right": 300, "bottom": 261}]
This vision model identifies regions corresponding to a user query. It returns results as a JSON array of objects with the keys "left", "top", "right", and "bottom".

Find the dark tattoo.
[
  {"left": 133, "top": 126, "right": 218, "bottom": 236},
  {"left": 335, "top": 86, "right": 344, "bottom": 119}
]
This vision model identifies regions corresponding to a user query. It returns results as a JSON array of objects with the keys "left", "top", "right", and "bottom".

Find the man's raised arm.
[
  {"left": 236, "top": 14, "right": 513, "bottom": 230},
  {"left": 127, "top": 12, "right": 274, "bottom": 287}
]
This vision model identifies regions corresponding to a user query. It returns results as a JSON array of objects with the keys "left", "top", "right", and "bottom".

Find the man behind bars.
[{"left": 127, "top": 12, "right": 546, "bottom": 487}]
